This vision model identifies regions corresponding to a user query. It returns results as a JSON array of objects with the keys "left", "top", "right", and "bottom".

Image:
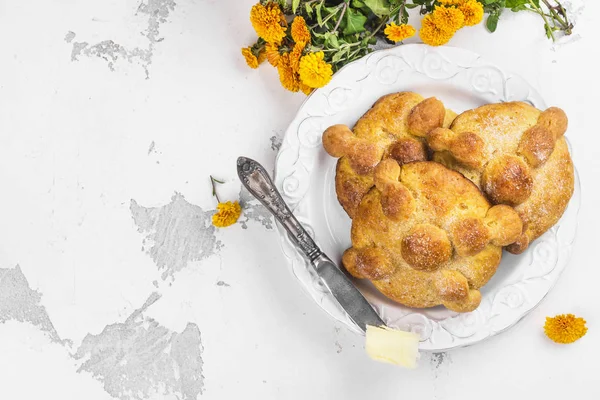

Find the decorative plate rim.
[{"left": 273, "top": 44, "right": 580, "bottom": 351}]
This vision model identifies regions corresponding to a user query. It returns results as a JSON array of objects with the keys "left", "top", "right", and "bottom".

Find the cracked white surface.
[{"left": 0, "top": 0, "right": 599, "bottom": 399}]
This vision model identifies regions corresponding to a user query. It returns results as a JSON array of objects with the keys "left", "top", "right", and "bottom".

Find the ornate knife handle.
[{"left": 237, "top": 156, "right": 321, "bottom": 262}]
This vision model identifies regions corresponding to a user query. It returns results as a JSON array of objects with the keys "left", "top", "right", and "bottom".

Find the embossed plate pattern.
[{"left": 273, "top": 44, "right": 580, "bottom": 351}]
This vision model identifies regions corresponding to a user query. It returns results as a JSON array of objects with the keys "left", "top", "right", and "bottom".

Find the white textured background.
[{"left": 0, "top": 1, "right": 598, "bottom": 399}]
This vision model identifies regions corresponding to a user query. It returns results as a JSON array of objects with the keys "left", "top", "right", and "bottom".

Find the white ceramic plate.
[{"left": 273, "top": 44, "right": 580, "bottom": 351}]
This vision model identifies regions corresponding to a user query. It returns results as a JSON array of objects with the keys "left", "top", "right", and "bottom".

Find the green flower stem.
[
  {"left": 541, "top": 0, "right": 571, "bottom": 33},
  {"left": 366, "top": 18, "right": 389, "bottom": 41},
  {"left": 210, "top": 175, "right": 223, "bottom": 203},
  {"left": 321, "top": 4, "right": 344, "bottom": 26},
  {"left": 309, "top": 1, "right": 345, "bottom": 29},
  {"left": 332, "top": 1, "right": 348, "bottom": 32},
  {"left": 347, "top": 46, "right": 363, "bottom": 60},
  {"left": 527, "top": 0, "right": 555, "bottom": 40}
]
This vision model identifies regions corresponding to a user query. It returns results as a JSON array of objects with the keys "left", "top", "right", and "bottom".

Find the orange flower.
[
  {"left": 438, "top": 0, "right": 465, "bottom": 5},
  {"left": 265, "top": 42, "right": 281, "bottom": 66},
  {"left": 291, "top": 16, "right": 311, "bottom": 47},
  {"left": 384, "top": 23, "right": 416, "bottom": 42},
  {"left": 459, "top": 0, "right": 484, "bottom": 27},
  {"left": 250, "top": 2, "right": 286, "bottom": 44},
  {"left": 257, "top": 49, "right": 266, "bottom": 64},
  {"left": 241, "top": 46, "right": 261, "bottom": 69},
  {"left": 299, "top": 82, "right": 313, "bottom": 95},
  {"left": 290, "top": 43, "right": 304, "bottom": 73},
  {"left": 419, "top": 14, "right": 455, "bottom": 46},
  {"left": 212, "top": 201, "right": 242, "bottom": 228},
  {"left": 431, "top": 5, "right": 465, "bottom": 33},
  {"left": 277, "top": 53, "right": 300, "bottom": 92},
  {"left": 298, "top": 51, "right": 333, "bottom": 89},
  {"left": 544, "top": 314, "right": 588, "bottom": 344}
]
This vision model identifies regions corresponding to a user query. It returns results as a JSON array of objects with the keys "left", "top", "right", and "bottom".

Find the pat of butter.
[{"left": 365, "top": 325, "right": 420, "bottom": 368}]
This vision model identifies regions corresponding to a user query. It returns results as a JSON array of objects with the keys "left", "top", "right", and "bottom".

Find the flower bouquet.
[{"left": 242, "top": 0, "right": 574, "bottom": 93}]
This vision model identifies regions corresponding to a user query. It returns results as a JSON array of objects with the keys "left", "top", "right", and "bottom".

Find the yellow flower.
[
  {"left": 290, "top": 43, "right": 304, "bottom": 73},
  {"left": 212, "top": 201, "right": 242, "bottom": 228},
  {"left": 250, "top": 2, "right": 286, "bottom": 44},
  {"left": 419, "top": 14, "right": 455, "bottom": 46},
  {"left": 438, "top": 0, "right": 465, "bottom": 5},
  {"left": 241, "top": 47, "right": 260, "bottom": 69},
  {"left": 299, "top": 82, "right": 313, "bottom": 95},
  {"left": 544, "top": 314, "right": 588, "bottom": 344},
  {"left": 298, "top": 51, "right": 333, "bottom": 89},
  {"left": 459, "top": 0, "right": 484, "bottom": 26},
  {"left": 257, "top": 49, "right": 266, "bottom": 65},
  {"left": 277, "top": 53, "right": 300, "bottom": 92},
  {"left": 265, "top": 42, "right": 281, "bottom": 66},
  {"left": 432, "top": 5, "right": 465, "bottom": 33},
  {"left": 291, "top": 16, "right": 311, "bottom": 47},
  {"left": 384, "top": 23, "right": 416, "bottom": 42}
]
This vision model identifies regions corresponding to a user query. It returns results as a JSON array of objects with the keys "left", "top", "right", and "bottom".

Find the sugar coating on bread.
[
  {"left": 343, "top": 160, "right": 523, "bottom": 312},
  {"left": 429, "top": 102, "right": 574, "bottom": 254},
  {"left": 322, "top": 92, "right": 454, "bottom": 218}
]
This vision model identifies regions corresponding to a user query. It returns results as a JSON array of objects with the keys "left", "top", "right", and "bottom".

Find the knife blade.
[{"left": 237, "top": 156, "right": 385, "bottom": 332}]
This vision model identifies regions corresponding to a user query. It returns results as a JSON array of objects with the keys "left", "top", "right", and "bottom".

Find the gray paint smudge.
[
  {"left": 74, "top": 293, "right": 204, "bottom": 400},
  {"left": 70, "top": 40, "right": 152, "bottom": 76},
  {"left": 430, "top": 351, "right": 452, "bottom": 394},
  {"left": 238, "top": 187, "right": 273, "bottom": 230},
  {"left": 130, "top": 192, "right": 221, "bottom": 280},
  {"left": 67, "top": 0, "right": 176, "bottom": 78},
  {"left": 70, "top": 41, "right": 89, "bottom": 61},
  {"left": 148, "top": 141, "right": 156, "bottom": 155},
  {"left": 430, "top": 352, "right": 448, "bottom": 369},
  {"left": 0, "top": 265, "right": 64, "bottom": 344},
  {"left": 216, "top": 281, "right": 230, "bottom": 287},
  {"left": 334, "top": 341, "right": 342, "bottom": 354},
  {"left": 269, "top": 135, "right": 282, "bottom": 152},
  {"left": 64, "top": 31, "right": 76, "bottom": 43},
  {"left": 170, "top": 323, "right": 205, "bottom": 399}
]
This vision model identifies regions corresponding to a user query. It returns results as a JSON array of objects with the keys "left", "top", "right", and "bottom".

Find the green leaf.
[
  {"left": 332, "top": 49, "right": 345, "bottom": 63},
  {"left": 351, "top": 0, "right": 371, "bottom": 14},
  {"left": 482, "top": 0, "right": 498, "bottom": 4},
  {"left": 401, "top": 7, "right": 409, "bottom": 24},
  {"left": 504, "top": 0, "right": 537, "bottom": 8},
  {"left": 486, "top": 13, "right": 500, "bottom": 32},
  {"left": 323, "top": 32, "right": 340, "bottom": 48},
  {"left": 363, "top": 0, "right": 391, "bottom": 17},
  {"left": 292, "top": 0, "right": 300, "bottom": 14},
  {"left": 510, "top": 4, "right": 527, "bottom": 11},
  {"left": 329, "top": 35, "right": 340, "bottom": 48},
  {"left": 304, "top": 2, "right": 313, "bottom": 17},
  {"left": 342, "top": 8, "right": 368, "bottom": 35},
  {"left": 405, "top": 3, "right": 419, "bottom": 8},
  {"left": 316, "top": 3, "right": 324, "bottom": 26}
]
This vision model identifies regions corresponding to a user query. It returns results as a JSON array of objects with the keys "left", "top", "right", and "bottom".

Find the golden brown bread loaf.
[
  {"left": 322, "top": 92, "right": 456, "bottom": 218},
  {"left": 428, "top": 102, "right": 574, "bottom": 254},
  {"left": 343, "top": 160, "right": 523, "bottom": 312}
]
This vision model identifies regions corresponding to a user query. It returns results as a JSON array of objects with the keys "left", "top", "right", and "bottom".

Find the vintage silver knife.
[{"left": 237, "top": 156, "right": 385, "bottom": 332}]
